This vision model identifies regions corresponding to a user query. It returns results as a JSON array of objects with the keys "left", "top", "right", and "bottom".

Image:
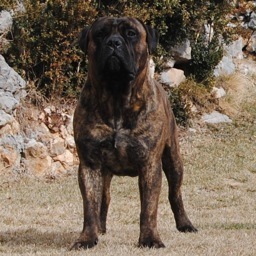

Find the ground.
[{"left": 0, "top": 70, "right": 256, "bottom": 255}]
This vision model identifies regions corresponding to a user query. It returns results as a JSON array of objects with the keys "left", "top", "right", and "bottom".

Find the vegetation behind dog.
[{"left": 0, "top": 0, "right": 251, "bottom": 125}]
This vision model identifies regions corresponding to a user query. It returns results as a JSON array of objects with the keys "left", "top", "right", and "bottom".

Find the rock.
[
  {"left": 24, "top": 140, "right": 48, "bottom": 158},
  {"left": 214, "top": 56, "right": 236, "bottom": 77},
  {"left": 23, "top": 140, "right": 52, "bottom": 176},
  {"left": 53, "top": 149, "right": 74, "bottom": 169},
  {"left": 214, "top": 37, "right": 244, "bottom": 77},
  {"left": 225, "top": 37, "right": 244, "bottom": 60},
  {"left": 0, "top": 55, "right": 27, "bottom": 101},
  {"left": 0, "top": 145, "right": 20, "bottom": 172},
  {"left": 160, "top": 68, "right": 186, "bottom": 87},
  {"left": 211, "top": 87, "right": 226, "bottom": 99},
  {"left": 202, "top": 111, "right": 232, "bottom": 124},
  {"left": 60, "top": 125, "right": 68, "bottom": 139},
  {"left": 65, "top": 134, "right": 76, "bottom": 149},
  {"left": 49, "top": 137, "right": 66, "bottom": 157},
  {"left": 0, "top": 92, "right": 19, "bottom": 114},
  {"left": 51, "top": 161, "right": 67, "bottom": 176},
  {"left": 248, "top": 11, "right": 256, "bottom": 30},
  {"left": 251, "top": 33, "right": 256, "bottom": 52},
  {"left": 0, "top": 110, "right": 13, "bottom": 127},
  {"left": 0, "top": 134, "right": 24, "bottom": 171},
  {"left": 170, "top": 39, "right": 191, "bottom": 60},
  {"left": 65, "top": 114, "right": 74, "bottom": 135},
  {"left": 0, "top": 118, "right": 20, "bottom": 136},
  {"left": 0, "top": 11, "right": 12, "bottom": 33}
]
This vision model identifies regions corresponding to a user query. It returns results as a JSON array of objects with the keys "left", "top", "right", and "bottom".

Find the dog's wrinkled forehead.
[
  {"left": 79, "top": 17, "right": 158, "bottom": 54},
  {"left": 91, "top": 17, "right": 146, "bottom": 37}
]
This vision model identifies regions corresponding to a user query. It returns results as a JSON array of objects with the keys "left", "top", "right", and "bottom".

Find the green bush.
[
  {"left": 169, "top": 79, "right": 216, "bottom": 126},
  {"left": 3, "top": 0, "right": 97, "bottom": 97}
]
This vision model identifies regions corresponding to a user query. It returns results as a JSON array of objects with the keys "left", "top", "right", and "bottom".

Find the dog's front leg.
[
  {"left": 138, "top": 163, "right": 165, "bottom": 248},
  {"left": 71, "top": 163, "right": 103, "bottom": 250}
]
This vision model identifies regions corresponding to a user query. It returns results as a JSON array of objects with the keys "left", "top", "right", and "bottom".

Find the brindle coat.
[{"left": 72, "top": 17, "right": 197, "bottom": 249}]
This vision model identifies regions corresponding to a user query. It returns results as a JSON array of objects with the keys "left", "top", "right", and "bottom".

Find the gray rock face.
[
  {"left": 0, "top": 55, "right": 27, "bottom": 102},
  {"left": 0, "top": 55, "right": 27, "bottom": 172},
  {"left": 202, "top": 111, "right": 232, "bottom": 124},
  {"left": 214, "top": 56, "right": 236, "bottom": 77},
  {"left": 0, "top": 10, "right": 12, "bottom": 33}
]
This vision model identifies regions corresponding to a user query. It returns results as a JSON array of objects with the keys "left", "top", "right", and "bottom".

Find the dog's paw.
[
  {"left": 70, "top": 238, "right": 98, "bottom": 250},
  {"left": 139, "top": 237, "right": 165, "bottom": 249},
  {"left": 177, "top": 224, "right": 198, "bottom": 233}
]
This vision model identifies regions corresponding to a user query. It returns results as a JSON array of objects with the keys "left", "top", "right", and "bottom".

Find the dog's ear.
[
  {"left": 79, "top": 26, "right": 90, "bottom": 53},
  {"left": 144, "top": 25, "right": 159, "bottom": 54}
]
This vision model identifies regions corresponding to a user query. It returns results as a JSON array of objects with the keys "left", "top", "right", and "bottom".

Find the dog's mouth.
[
  {"left": 106, "top": 55, "right": 121, "bottom": 73},
  {"left": 103, "top": 53, "right": 136, "bottom": 82}
]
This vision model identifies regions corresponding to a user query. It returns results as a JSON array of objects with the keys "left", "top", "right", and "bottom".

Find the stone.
[
  {"left": 214, "top": 56, "right": 236, "bottom": 77},
  {"left": 211, "top": 87, "right": 226, "bottom": 99},
  {"left": 0, "top": 11, "right": 12, "bottom": 33},
  {"left": 248, "top": 11, "right": 256, "bottom": 30},
  {"left": 0, "top": 110, "right": 13, "bottom": 127},
  {"left": 49, "top": 137, "right": 66, "bottom": 157},
  {"left": 0, "top": 118, "right": 20, "bottom": 136},
  {"left": 66, "top": 114, "right": 74, "bottom": 135},
  {"left": 0, "top": 145, "right": 20, "bottom": 172},
  {"left": 60, "top": 125, "right": 68, "bottom": 139},
  {"left": 53, "top": 149, "right": 74, "bottom": 169},
  {"left": 0, "top": 92, "right": 19, "bottom": 113},
  {"left": 225, "top": 37, "right": 244, "bottom": 60},
  {"left": 0, "top": 55, "right": 27, "bottom": 101},
  {"left": 23, "top": 140, "right": 52, "bottom": 175},
  {"left": 51, "top": 161, "right": 67, "bottom": 176},
  {"left": 65, "top": 134, "right": 76, "bottom": 149},
  {"left": 24, "top": 140, "right": 48, "bottom": 159},
  {"left": 160, "top": 68, "right": 186, "bottom": 87},
  {"left": 170, "top": 39, "right": 191, "bottom": 60},
  {"left": 0, "top": 134, "right": 24, "bottom": 172},
  {"left": 251, "top": 33, "right": 256, "bottom": 52},
  {"left": 202, "top": 111, "right": 232, "bottom": 124}
]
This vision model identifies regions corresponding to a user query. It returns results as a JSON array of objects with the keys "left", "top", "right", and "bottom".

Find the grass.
[{"left": 0, "top": 72, "right": 256, "bottom": 255}]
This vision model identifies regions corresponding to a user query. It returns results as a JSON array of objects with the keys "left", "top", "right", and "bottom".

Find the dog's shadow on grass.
[{"left": 0, "top": 228, "right": 77, "bottom": 250}]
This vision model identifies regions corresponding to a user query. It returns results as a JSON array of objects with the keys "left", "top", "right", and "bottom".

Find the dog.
[{"left": 72, "top": 17, "right": 197, "bottom": 249}]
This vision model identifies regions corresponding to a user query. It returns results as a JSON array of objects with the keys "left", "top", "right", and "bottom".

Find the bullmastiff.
[{"left": 72, "top": 17, "right": 197, "bottom": 249}]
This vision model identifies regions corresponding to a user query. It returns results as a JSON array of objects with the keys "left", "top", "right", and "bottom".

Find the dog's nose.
[{"left": 106, "top": 36, "right": 122, "bottom": 48}]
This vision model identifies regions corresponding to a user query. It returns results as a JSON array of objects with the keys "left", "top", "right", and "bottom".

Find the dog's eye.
[
  {"left": 126, "top": 29, "right": 137, "bottom": 38},
  {"left": 95, "top": 30, "right": 106, "bottom": 38}
]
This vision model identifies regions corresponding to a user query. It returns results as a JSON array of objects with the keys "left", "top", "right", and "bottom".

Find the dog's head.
[{"left": 79, "top": 17, "right": 158, "bottom": 88}]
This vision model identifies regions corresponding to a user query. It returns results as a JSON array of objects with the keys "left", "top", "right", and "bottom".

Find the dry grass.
[{"left": 1, "top": 73, "right": 256, "bottom": 255}]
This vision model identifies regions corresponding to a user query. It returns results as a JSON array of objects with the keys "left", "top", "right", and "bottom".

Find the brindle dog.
[{"left": 72, "top": 17, "right": 197, "bottom": 249}]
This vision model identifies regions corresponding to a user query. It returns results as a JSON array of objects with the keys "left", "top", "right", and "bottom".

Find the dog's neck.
[{"left": 83, "top": 62, "right": 154, "bottom": 129}]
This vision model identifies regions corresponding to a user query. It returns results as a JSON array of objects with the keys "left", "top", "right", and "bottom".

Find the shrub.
[
  {"left": 169, "top": 79, "right": 216, "bottom": 126},
  {"left": 4, "top": 0, "right": 97, "bottom": 97}
]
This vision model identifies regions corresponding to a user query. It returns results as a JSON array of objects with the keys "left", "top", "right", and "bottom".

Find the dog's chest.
[{"left": 80, "top": 128, "right": 150, "bottom": 176}]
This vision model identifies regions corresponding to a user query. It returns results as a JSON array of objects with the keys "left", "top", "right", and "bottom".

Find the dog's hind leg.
[{"left": 162, "top": 124, "right": 197, "bottom": 233}]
